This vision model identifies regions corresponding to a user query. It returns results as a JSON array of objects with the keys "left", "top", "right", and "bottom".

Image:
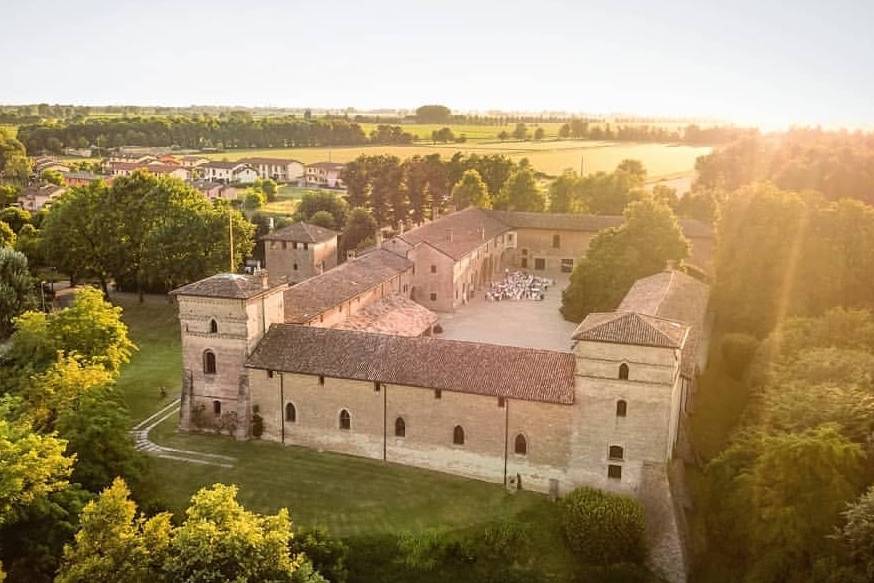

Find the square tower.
[
  {"left": 170, "top": 271, "right": 288, "bottom": 438},
  {"left": 568, "top": 312, "right": 688, "bottom": 493},
  {"left": 261, "top": 222, "right": 338, "bottom": 285}
]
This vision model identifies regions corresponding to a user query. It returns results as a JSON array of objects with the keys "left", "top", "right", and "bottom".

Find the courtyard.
[{"left": 436, "top": 273, "right": 578, "bottom": 352}]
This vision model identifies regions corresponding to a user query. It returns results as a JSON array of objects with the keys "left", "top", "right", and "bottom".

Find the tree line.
[{"left": 17, "top": 115, "right": 416, "bottom": 154}]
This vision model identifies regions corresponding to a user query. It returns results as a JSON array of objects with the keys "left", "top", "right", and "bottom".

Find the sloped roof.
[
  {"left": 398, "top": 207, "right": 510, "bottom": 260},
  {"left": 572, "top": 311, "right": 688, "bottom": 349},
  {"left": 484, "top": 209, "right": 713, "bottom": 239},
  {"left": 247, "top": 324, "right": 576, "bottom": 404},
  {"left": 170, "top": 273, "right": 282, "bottom": 299},
  {"left": 332, "top": 293, "right": 438, "bottom": 336},
  {"left": 261, "top": 222, "right": 337, "bottom": 243},
  {"left": 203, "top": 161, "right": 251, "bottom": 170},
  {"left": 239, "top": 157, "right": 303, "bottom": 165},
  {"left": 283, "top": 249, "right": 413, "bottom": 323},
  {"left": 308, "top": 161, "right": 345, "bottom": 171}
]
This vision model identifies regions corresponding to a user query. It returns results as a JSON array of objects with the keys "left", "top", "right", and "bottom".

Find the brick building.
[{"left": 261, "top": 222, "right": 339, "bottom": 285}]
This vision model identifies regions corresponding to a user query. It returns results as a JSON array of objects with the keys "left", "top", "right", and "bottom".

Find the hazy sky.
[{"left": 2, "top": 0, "right": 873, "bottom": 128}]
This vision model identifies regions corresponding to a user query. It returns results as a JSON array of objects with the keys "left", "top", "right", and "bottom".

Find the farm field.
[
  {"left": 357, "top": 121, "right": 568, "bottom": 140},
  {"left": 205, "top": 140, "right": 711, "bottom": 180}
]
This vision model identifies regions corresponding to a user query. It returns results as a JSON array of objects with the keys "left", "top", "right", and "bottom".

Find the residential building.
[{"left": 304, "top": 162, "right": 345, "bottom": 188}]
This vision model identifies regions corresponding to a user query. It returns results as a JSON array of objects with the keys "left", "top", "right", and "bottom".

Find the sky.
[{"left": 2, "top": 0, "right": 873, "bottom": 129}]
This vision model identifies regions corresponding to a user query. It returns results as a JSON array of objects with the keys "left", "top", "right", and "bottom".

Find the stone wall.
[{"left": 508, "top": 228, "right": 597, "bottom": 274}]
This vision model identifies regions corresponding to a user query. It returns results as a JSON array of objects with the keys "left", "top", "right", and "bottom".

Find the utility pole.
[{"left": 228, "top": 210, "right": 235, "bottom": 272}]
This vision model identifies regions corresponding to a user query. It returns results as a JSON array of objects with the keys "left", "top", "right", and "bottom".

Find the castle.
[{"left": 170, "top": 207, "right": 712, "bottom": 579}]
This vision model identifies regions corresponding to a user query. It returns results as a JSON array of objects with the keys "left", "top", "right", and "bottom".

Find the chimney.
[
  {"left": 447, "top": 228, "right": 454, "bottom": 242},
  {"left": 665, "top": 259, "right": 676, "bottom": 272}
]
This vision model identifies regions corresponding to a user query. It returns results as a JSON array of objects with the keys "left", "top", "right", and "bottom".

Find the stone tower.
[{"left": 170, "top": 271, "right": 287, "bottom": 439}]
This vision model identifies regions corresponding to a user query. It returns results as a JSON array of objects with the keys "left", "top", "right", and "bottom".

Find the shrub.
[
  {"left": 560, "top": 486, "right": 646, "bottom": 566},
  {"left": 290, "top": 527, "right": 349, "bottom": 583},
  {"left": 721, "top": 332, "right": 759, "bottom": 380}
]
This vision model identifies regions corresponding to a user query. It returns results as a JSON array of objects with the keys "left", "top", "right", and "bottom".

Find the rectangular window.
[
  {"left": 430, "top": 264, "right": 437, "bottom": 273},
  {"left": 374, "top": 382, "right": 381, "bottom": 392},
  {"left": 521, "top": 257, "right": 528, "bottom": 269},
  {"left": 434, "top": 389, "right": 442, "bottom": 399},
  {"left": 497, "top": 397, "right": 505, "bottom": 408},
  {"left": 318, "top": 375, "right": 325, "bottom": 386},
  {"left": 552, "top": 234, "right": 561, "bottom": 249},
  {"left": 292, "top": 242, "right": 298, "bottom": 250},
  {"left": 281, "top": 241, "right": 287, "bottom": 250},
  {"left": 534, "top": 258, "right": 546, "bottom": 271},
  {"left": 430, "top": 292, "right": 437, "bottom": 301},
  {"left": 561, "top": 258, "right": 574, "bottom": 273},
  {"left": 521, "top": 248, "right": 528, "bottom": 256},
  {"left": 608, "top": 465, "right": 622, "bottom": 480},
  {"left": 267, "top": 370, "right": 274, "bottom": 378},
  {"left": 303, "top": 243, "right": 309, "bottom": 250}
]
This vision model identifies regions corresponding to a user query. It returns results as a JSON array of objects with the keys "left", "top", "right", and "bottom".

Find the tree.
[
  {"left": 548, "top": 170, "right": 582, "bottom": 213},
  {"left": 290, "top": 527, "right": 348, "bottom": 583},
  {"left": 341, "top": 207, "right": 377, "bottom": 254},
  {"left": 0, "top": 407, "right": 73, "bottom": 526},
  {"left": 164, "top": 483, "right": 324, "bottom": 582},
  {"left": 0, "top": 208, "right": 31, "bottom": 234},
  {"left": 414, "top": 105, "right": 451, "bottom": 123},
  {"left": 243, "top": 188, "right": 266, "bottom": 210},
  {"left": 497, "top": 130, "right": 509, "bottom": 141},
  {"left": 0, "top": 248, "right": 35, "bottom": 337},
  {"left": 836, "top": 486, "right": 874, "bottom": 581},
  {"left": 533, "top": 127, "right": 545, "bottom": 141},
  {"left": 450, "top": 170, "right": 491, "bottom": 210},
  {"left": 40, "top": 169, "right": 65, "bottom": 186},
  {"left": 561, "top": 199, "right": 690, "bottom": 321},
  {"left": 56, "top": 478, "right": 171, "bottom": 583},
  {"left": 308, "top": 211, "right": 336, "bottom": 230},
  {"left": 431, "top": 127, "right": 455, "bottom": 144},
  {"left": 495, "top": 167, "right": 545, "bottom": 212},
  {"left": 0, "top": 222, "right": 14, "bottom": 249},
  {"left": 616, "top": 159, "right": 647, "bottom": 186},
  {"left": 512, "top": 123, "right": 529, "bottom": 140},
  {"left": 5, "top": 287, "right": 135, "bottom": 377},
  {"left": 558, "top": 123, "right": 571, "bottom": 139},
  {"left": 293, "top": 191, "right": 348, "bottom": 229},
  {"left": 256, "top": 178, "right": 278, "bottom": 201},
  {"left": 561, "top": 486, "right": 646, "bottom": 566}
]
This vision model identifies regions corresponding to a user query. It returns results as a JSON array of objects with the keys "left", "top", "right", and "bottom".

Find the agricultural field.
[
  {"left": 357, "top": 121, "right": 568, "bottom": 141},
  {"left": 205, "top": 140, "right": 711, "bottom": 181}
]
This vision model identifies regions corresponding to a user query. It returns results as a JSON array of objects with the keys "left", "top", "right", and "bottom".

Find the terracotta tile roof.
[
  {"left": 239, "top": 157, "right": 303, "bottom": 166},
  {"left": 572, "top": 311, "right": 688, "bottom": 349},
  {"left": 333, "top": 293, "right": 438, "bottom": 336},
  {"left": 261, "top": 222, "right": 337, "bottom": 243},
  {"left": 283, "top": 249, "right": 413, "bottom": 323},
  {"left": 484, "top": 210, "right": 713, "bottom": 239},
  {"left": 203, "top": 161, "right": 251, "bottom": 170},
  {"left": 169, "top": 273, "right": 283, "bottom": 299},
  {"left": 618, "top": 270, "right": 710, "bottom": 375},
  {"left": 398, "top": 207, "right": 510, "bottom": 260},
  {"left": 307, "top": 161, "right": 345, "bottom": 171},
  {"left": 247, "top": 324, "right": 576, "bottom": 404}
]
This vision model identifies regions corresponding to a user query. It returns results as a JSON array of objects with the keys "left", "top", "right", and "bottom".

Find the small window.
[
  {"left": 203, "top": 350, "right": 216, "bottom": 375},
  {"left": 619, "top": 363, "right": 629, "bottom": 380},
  {"left": 293, "top": 263, "right": 298, "bottom": 271},
  {"left": 616, "top": 400, "right": 627, "bottom": 417},
  {"left": 514, "top": 434, "right": 527, "bottom": 455},
  {"left": 282, "top": 241, "right": 287, "bottom": 249},
  {"left": 534, "top": 257, "right": 546, "bottom": 271},
  {"left": 609, "top": 445, "right": 624, "bottom": 461},
  {"left": 212, "top": 400, "right": 221, "bottom": 416},
  {"left": 552, "top": 234, "right": 561, "bottom": 248},
  {"left": 430, "top": 292, "right": 437, "bottom": 301},
  {"left": 319, "top": 375, "right": 325, "bottom": 386},
  {"left": 434, "top": 389, "right": 442, "bottom": 399},
  {"left": 497, "top": 397, "right": 506, "bottom": 408},
  {"left": 561, "top": 258, "right": 574, "bottom": 273},
  {"left": 521, "top": 248, "right": 528, "bottom": 256},
  {"left": 453, "top": 425, "right": 465, "bottom": 445},
  {"left": 285, "top": 402, "right": 296, "bottom": 422},
  {"left": 374, "top": 382, "right": 381, "bottom": 392},
  {"left": 209, "top": 319, "right": 218, "bottom": 334},
  {"left": 339, "top": 409, "right": 351, "bottom": 431},
  {"left": 303, "top": 243, "right": 309, "bottom": 250},
  {"left": 292, "top": 242, "right": 298, "bottom": 250},
  {"left": 395, "top": 417, "right": 406, "bottom": 437},
  {"left": 267, "top": 370, "right": 274, "bottom": 378},
  {"left": 430, "top": 264, "right": 437, "bottom": 273},
  {"left": 608, "top": 464, "right": 622, "bottom": 480}
]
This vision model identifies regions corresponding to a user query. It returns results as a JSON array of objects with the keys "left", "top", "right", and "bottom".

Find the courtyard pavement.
[{"left": 436, "top": 273, "right": 578, "bottom": 352}]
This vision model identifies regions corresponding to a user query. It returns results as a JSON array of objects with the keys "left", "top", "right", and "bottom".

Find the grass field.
[
  {"left": 112, "top": 294, "right": 572, "bottom": 578},
  {"left": 204, "top": 139, "right": 710, "bottom": 180},
  {"left": 258, "top": 185, "right": 329, "bottom": 216}
]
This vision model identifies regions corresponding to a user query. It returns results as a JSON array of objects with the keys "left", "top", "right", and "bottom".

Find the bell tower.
[{"left": 171, "top": 270, "right": 287, "bottom": 439}]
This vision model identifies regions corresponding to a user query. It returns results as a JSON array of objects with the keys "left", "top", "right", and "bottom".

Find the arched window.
[
  {"left": 395, "top": 417, "right": 406, "bottom": 437},
  {"left": 453, "top": 425, "right": 465, "bottom": 445},
  {"left": 209, "top": 319, "right": 218, "bottom": 334},
  {"left": 285, "top": 403, "right": 296, "bottom": 423},
  {"left": 616, "top": 399, "right": 627, "bottom": 417},
  {"left": 514, "top": 434, "right": 528, "bottom": 455},
  {"left": 618, "top": 363, "right": 629, "bottom": 380},
  {"left": 212, "top": 400, "right": 221, "bottom": 416},
  {"left": 339, "top": 409, "right": 351, "bottom": 431},
  {"left": 203, "top": 350, "right": 216, "bottom": 375},
  {"left": 609, "top": 445, "right": 624, "bottom": 460}
]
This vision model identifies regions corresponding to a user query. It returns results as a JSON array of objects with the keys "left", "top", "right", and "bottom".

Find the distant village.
[{"left": 16, "top": 152, "right": 346, "bottom": 211}]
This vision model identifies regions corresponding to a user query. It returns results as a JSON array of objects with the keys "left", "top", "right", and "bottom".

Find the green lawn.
[
  {"left": 112, "top": 294, "right": 573, "bottom": 578},
  {"left": 113, "top": 293, "right": 181, "bottom": 423}
]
